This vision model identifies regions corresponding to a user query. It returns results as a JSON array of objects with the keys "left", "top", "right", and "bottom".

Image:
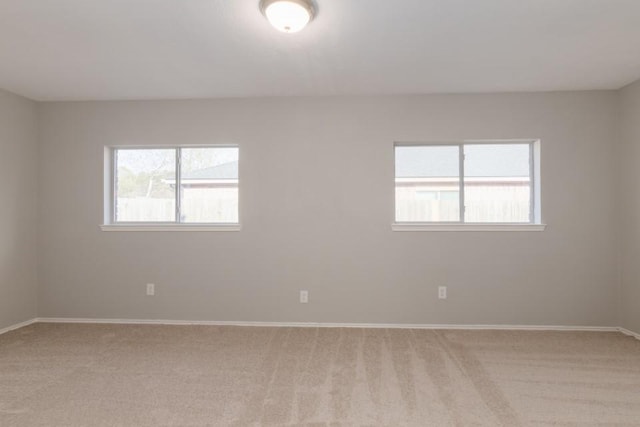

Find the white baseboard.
[
  {"left": 3, "top": 318, "right": 636, "bottom": 340},
  {"left": 619, "top": 327, "right": 640, "bottom": 340},
  {"left": 0, "top": 318, "right": 38, "bottom": 336},
  {"left": 35, "top": 317, "right": 621, "bottom": 332}
]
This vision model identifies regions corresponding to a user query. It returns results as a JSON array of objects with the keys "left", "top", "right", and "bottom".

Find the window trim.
[
  {"left": 391, "top": 223, "right": 546, "bottom": 232},
  {"left": 100, "top": 224, "right": 242, "bottom": 232},
  {"left": 392, "top": 139, "right": 544, "bottom": 231},
  {"left": 102, "top": 144, "right": 240, "bottom": 231}
]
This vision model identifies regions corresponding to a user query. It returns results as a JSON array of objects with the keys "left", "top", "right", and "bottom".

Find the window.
[
  {"left": 394, "top": 141, "right": 542, "bottom": 230},
  {"left": 104, "top": 146, "right": 239, "bottom": 230}
]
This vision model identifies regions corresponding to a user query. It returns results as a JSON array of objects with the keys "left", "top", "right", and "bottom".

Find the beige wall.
[
  {"left": 0, "top": 89, "right": 38, "bottom": 330},
  {"left": 619, "top": 79, "right": 640, "bottom": 333},
  {"left": 37, "top": 92, "right": 621, "bottom": 326}
]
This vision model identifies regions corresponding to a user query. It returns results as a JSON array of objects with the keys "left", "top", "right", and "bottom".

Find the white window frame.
[
  {"left": 100, "top": 145, "right": 241, "bottom": 232},
  {"left": 392, "top": 139, "right": 545, "bottom": 232}
]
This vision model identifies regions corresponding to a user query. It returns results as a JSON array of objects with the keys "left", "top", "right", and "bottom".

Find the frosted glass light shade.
[{"left": 261, "top": 0, "right": 314, "bottom": 33}]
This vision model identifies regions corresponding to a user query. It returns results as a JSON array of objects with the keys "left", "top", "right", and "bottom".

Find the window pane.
[
  {"left": 115, "top": 149, "right": 176, "bottom": 222},
  {"left": 464, "top": 144, "right": 531, "bottom": 223},
  {"left": 395, "top": 145, "right": 460, "bottom": 222},
  {"left": 180, "top": 147, "right": 239, "bottom": 223}
]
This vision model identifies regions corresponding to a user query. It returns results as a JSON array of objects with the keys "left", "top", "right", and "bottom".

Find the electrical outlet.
[
  {"left": 299, "top": 290, "right": 309, "bottom": 304},
  {"left": 146, "top": 283, "right": 155, "bottom": 296},
  {"left": 438, "top": 286, "right": 447, "bottom": 300}
]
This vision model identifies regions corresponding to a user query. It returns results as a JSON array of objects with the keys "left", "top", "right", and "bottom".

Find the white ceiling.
[{"left": 1, "top": 0, "right": 639, "bottom": 101}]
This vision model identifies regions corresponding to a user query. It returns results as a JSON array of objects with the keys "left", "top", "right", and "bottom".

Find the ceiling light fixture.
[{"left": 260, "top": 0, "right": 315, "bottom": 33}]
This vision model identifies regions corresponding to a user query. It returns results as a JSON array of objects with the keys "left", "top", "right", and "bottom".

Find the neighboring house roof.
[
  {"left": 181, "top": 161, "right": 238, "bottom": 181},
  {"left": 395, "top": 146, "right": 530, "bottom": 178},
  {"left": 174, "top": 151, "right": 527, "bottom": 181}
]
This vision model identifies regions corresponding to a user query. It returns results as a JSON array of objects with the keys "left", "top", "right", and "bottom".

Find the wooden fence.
[
  {"left": 117, "top": 195, "right": 238, "bottom": 223},
  {"left": 395, "top": 199, "right": 530, "bottom": 222}
]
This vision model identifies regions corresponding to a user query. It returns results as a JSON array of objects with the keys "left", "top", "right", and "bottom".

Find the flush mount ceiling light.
[{"left": 260, "top": 0, "right": 315, "bottom": 33}]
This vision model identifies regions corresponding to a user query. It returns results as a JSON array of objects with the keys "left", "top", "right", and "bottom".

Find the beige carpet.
[{"left": 1, "top": 324, "right": 639, "bottom": 426}]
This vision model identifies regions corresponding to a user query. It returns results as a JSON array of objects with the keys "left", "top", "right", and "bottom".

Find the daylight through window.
[
  {"left": 395, "top": 141, "right": 539, "bottom": 224},
  {"left": 112, "top": 146, "right": 239, "bottom": 224}
]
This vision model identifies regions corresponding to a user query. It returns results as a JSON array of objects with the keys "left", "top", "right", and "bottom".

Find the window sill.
[
  {"left": 391, "top": 223, "right": 546, "bottom": 232},
  {"left": 100, "top": 224, "right": 241, "bottom": 232}
]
